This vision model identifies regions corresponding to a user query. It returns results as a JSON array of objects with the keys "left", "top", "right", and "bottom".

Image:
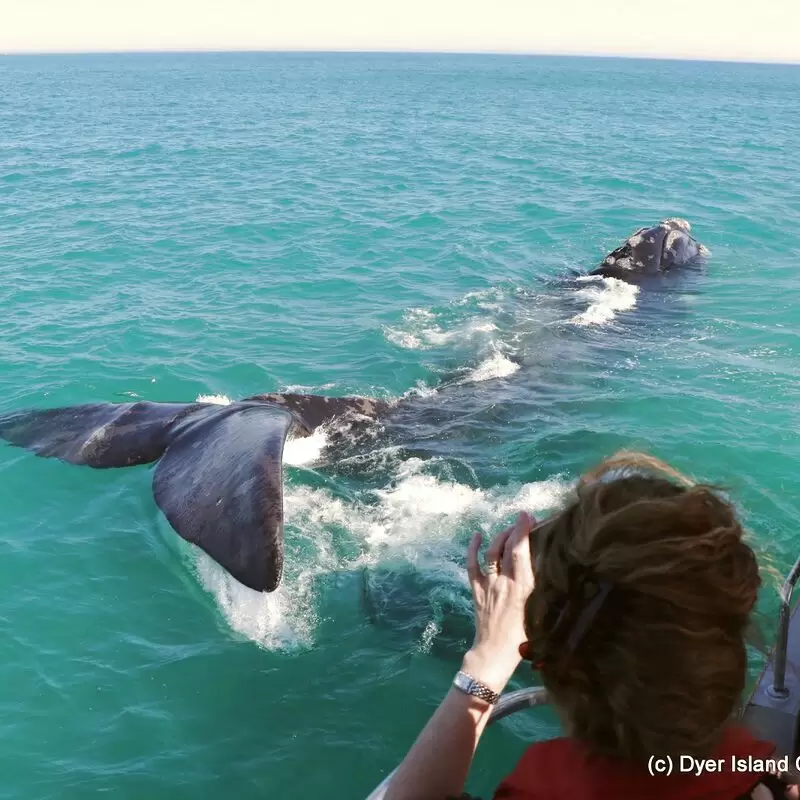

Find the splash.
[
  {"left": 464, "top": 351, "right": 520, "bottom": 383},
  {"left": 193, "top": 554, "right": 319, "bottom": 650},
  {"left": 384, "top": 307, "right": 498, "bottom": 351},
  {"left": 569, "top": 276, "right": 639, "bottom": 326},
  {"left": 284, "top": 426, "right": 329, "bottom": 466},
  {"left": 189, "top": 457, "right": 571, "bottom": 651},
  {"left": 401, "top": 380, "right": 439, "bottom": 400},
  {"left": 196, "top": 393, "right": 232, "bottom": 405}
]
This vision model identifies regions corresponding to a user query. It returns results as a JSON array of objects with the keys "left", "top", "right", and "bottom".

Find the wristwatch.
[{"left": 453, "top": 670, "right": 501, "bottom": 704}]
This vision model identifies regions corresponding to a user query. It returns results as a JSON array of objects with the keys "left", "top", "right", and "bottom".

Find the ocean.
[{"left": 1, "top": 52, "right": 799, "bottom": 798}]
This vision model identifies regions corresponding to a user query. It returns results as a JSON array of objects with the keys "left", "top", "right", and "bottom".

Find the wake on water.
[{"left": 185, "top": 275, "right": 638, "bottom": 652}]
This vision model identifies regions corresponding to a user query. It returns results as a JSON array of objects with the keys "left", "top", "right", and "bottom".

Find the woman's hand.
[{"left": 461, "top": 511, "right": 537, "bottom": 694}]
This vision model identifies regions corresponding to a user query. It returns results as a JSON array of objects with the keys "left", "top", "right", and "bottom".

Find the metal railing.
[
  {"left": 365, "top": 686, "right": 548, "bottom": 800},
  {"left": 770, "top": 554, "right": 800, "bottom": 698}
]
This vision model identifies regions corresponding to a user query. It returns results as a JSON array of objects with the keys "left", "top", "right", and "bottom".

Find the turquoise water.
[{"left": 1, "top": 52, "right": 800, "bottom": 798}]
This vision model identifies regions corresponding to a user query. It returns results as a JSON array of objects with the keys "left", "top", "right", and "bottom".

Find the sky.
[{"left": 1, "top": 0, "right": 799, "bottom": 64}]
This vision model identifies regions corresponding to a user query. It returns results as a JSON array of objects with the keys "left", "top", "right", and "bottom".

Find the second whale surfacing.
[{"left": 0, "top": 220, "right": 709, "bottom": 594}]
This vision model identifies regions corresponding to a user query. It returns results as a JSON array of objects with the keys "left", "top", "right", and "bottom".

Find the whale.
[{"left": 0, "top": 220, "right": 709, "bottom": 594}]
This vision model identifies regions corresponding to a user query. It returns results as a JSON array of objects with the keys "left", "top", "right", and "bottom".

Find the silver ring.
[{"left": 485, "top": 561, "right": 500, "bottom": 575}]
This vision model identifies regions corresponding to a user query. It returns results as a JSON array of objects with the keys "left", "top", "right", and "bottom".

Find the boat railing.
[
  {"left": 365, "top": 686, "right": 549, "bottom": 800},
  {"left": 769, "top": 552, "right": 800, "bottom": 698}
]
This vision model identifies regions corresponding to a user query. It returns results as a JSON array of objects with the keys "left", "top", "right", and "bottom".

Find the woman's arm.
[
  {"left": 384, "top": 512, "right": 536, "bottom": 800},
  {"left": 382, "top": 683, "right": 494, "bottom": 800}
]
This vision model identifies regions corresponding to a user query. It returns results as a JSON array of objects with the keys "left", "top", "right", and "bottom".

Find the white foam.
[
  {"left": 368, "top": 463, "right": 485, "bottom": 545},
  {"left": 464, "top": 352, "right": 520, "bottom": 383},
  {"left": 384, "top": 307, "right": 498, "bottom": 351},
  {"left": 279, "top": 383, "right": 337, "bottom": 395},
  {"left": 402, "top": 381, "right": 439, "bottom": 400},
  {"left": 189, "top": 457, "right": 571, "bottom": 651},
  {"left": 283, "top": 426, "right": 329, "bottom": 466},
  {"left": 416, "top": 619, "right": 442, "bottom": 654},
  {"left": 193, "top": 555, "right": 319, "bottom": 650},
  {"left": 569, "top": 277, "right": 639, "bottom": 326},
  {"left": 457, "top": 287, "right": 507, "bottom": 308},
  {"left": 386, "top": 308, "right": 441, "bottom": 350},
  {"left": 358, "top": 459, "right": 570, "bottom": 568},
  {"left": 191, "top": 484, "right": 353, "bottom": 651},
  {"left": 384, "top": 318, "right": 453, "bottom": 350},
  {"left": 385, "top": 329, "right": 423, "bottom": 349},
  {"left": 421, "top": 328, "right": 458, "bottom": 346},
  {"left": 196, "top": 393, "right": 232, "bottom": 405}
]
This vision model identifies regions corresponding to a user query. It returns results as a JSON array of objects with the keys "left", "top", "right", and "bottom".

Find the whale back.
[{"left": 246, "top": 392, "right": 392, "bottom": 433}]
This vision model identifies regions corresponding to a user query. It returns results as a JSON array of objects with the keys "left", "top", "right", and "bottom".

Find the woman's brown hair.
[{"left": 525, "top": 451, "right": 762, "bottom": 765}]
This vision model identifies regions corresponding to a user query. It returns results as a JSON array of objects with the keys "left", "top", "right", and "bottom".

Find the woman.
[{"left": 384, "top": 452, "right": 798, "bottom": 800}]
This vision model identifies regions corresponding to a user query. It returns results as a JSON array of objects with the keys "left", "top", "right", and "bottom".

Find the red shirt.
[{"left": 493, "top": 726, "right": 777, "bottom": 799}]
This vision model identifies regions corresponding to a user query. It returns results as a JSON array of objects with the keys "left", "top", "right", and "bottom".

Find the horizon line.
[{"left": 1, "top": 47, "right": 799, "bottom": 67}]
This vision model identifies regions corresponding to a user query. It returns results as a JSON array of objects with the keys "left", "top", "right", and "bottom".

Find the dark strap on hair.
[
  {"left": 547, "top": 567, "right": 614, "bottom": 655},
  {"left": 565, "top": 578, "right": 613, "bottom": 651}
]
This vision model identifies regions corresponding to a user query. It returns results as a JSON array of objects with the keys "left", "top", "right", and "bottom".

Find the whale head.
[{"left": 591, "top": 218, "right": 710, "bottom": 280}]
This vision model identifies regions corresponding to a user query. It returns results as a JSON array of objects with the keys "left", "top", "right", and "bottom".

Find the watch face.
[{"left": 455, "top": 672, "right": 474, "bottom": 693}]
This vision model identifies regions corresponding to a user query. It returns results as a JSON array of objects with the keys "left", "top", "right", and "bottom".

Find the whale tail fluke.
[
  {"left": 0, "top": 401, "right": 200, "bottom": 467},
  {"left": 0, "top": 400, "right": 300, "bottom": 592}
]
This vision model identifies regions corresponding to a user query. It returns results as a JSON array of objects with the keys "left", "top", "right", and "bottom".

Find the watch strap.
[{"left": 453, "top": 670, "right": 500, "bottom": 704}]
